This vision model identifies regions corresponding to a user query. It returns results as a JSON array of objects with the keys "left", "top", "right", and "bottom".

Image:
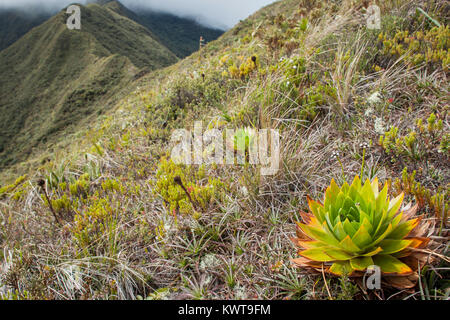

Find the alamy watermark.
[
  {"left": 170, "top": 122, "right": 280, "bottom": 176},
  {"left": 66, "top": 5, "right": 81, "bottom": 30},
  {"left": 366, "top": 4, "right": 381, "bottom": 30}
]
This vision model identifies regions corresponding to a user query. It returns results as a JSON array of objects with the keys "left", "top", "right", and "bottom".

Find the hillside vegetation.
[
  {"left": 0, "top": 2, "right": 178, "bottom": 170},
  {"left": 0, "top": 0, "right": 448, "bottom": 300}
]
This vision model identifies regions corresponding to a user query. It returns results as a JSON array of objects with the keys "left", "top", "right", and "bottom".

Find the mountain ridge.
[
  {"left": 0, "top": 2, "right": 178, "bottom": 169},
  {"left": 0, "top": 1, "right": 224, "bottom": 57}
]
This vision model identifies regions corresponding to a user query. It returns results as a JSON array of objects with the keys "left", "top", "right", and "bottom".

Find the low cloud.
[{"left": 0, "top": 0, "right": 277, "bottom": 29}]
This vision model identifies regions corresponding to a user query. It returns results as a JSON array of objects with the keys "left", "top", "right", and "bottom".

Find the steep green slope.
[
  {"left": 0, "top": 2, "right": 178, "bottom": 169},
  {"left": 104, "top": 1, "right": 224, "bottom": 58}
]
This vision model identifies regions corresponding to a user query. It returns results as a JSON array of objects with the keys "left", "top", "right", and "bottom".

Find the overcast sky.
[{"left": 0, "top": 0, "right": 277, "bottom": 29}]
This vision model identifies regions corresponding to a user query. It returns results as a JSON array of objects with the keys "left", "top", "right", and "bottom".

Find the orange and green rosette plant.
[{"left": 292, "top": 176, "right": 433, "bottom": 288}]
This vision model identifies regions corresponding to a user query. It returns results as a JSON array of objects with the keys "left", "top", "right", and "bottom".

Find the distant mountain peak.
[{"left": 0, "top": 2, "right": 178, "bottom": 168}]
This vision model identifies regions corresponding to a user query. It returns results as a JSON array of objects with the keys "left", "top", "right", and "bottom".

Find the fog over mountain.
[{"left": 0, "top": 0, "right": 277, "bottom": 29}]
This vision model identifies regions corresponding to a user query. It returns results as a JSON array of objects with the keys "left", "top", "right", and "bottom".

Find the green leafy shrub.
[
  {"left": 71, "top": 197, "right": 117, "bottom": 252},
  {"left": 101, "top": 179, "right": 125, "bottom": 193},
  {"left": 0, "top": 175, "right": 27, "bottom": 198},
  {"left": 378, "top": 25, "right": 450, "bottom": 71},
  {"left": 69, "top": 173, "right": 90, "bottom": 197},
  {"left": 51, "top": 193, "right": 72, "bottom": 214},
  {"left": 225, "top": 55, "right": 259, "bottom": 79},
  {"left": 393, "top": 168, "right": 448, "bottom": 224},
  {"left": 379, "top": 113, "right": 446, "bottom": 163},
  {"left": 154, "top": 158, "right": 224, "bottom": 218}
]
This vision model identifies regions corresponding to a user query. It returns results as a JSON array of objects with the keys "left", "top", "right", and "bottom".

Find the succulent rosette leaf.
[{"left": 292, "top": 176, "right": 431, "bottom": 284}]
